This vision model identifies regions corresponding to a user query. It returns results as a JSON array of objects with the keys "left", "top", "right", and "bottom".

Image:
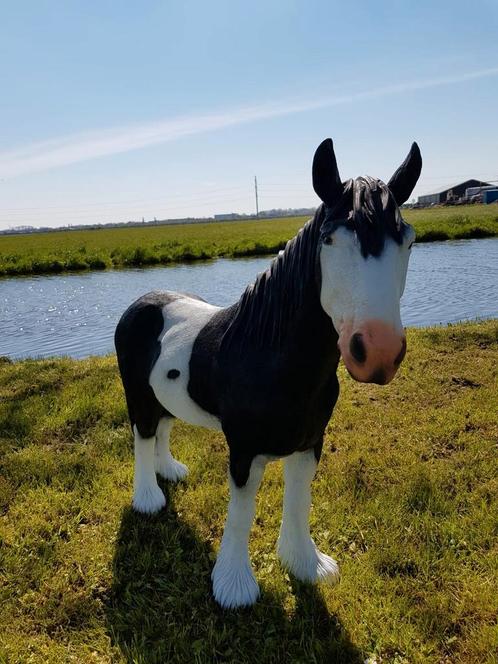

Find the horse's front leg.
[
  {"left": 277, "top": 449, "right": 340, "bottom": 585},
  {"left": 212, "top": 455, "right": 267, "bottom": 609}
]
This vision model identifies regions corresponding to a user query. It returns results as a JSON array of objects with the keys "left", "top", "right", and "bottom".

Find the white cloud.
[{"left": 1, "top": 67, "right": 498, "bottom": 179}]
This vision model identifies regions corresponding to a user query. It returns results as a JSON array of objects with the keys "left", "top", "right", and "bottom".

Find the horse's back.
[
  {"left": 115, "top": 290, "right": 185, "bottom": 370},
  {"left": 115, "top": 289, "right": 209, "bottom": 354}
]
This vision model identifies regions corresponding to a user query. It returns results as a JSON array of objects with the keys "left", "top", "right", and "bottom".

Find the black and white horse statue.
[{"left": 115, "top": 138, "right": 422, "bottom": 609}]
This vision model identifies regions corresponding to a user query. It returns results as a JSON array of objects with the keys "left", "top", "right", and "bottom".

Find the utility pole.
[{"left": 254, "top": 176, "right": 259, "bottom": 218}]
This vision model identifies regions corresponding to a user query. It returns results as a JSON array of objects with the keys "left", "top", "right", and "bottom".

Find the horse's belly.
[{"left": 149, "top": 297, "right": 223, "bottom": 431}]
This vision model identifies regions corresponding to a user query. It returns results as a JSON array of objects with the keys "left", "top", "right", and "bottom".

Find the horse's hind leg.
[
  {"left": 132, "top": 424, "right": 166, "bottom": 514},
  {"left": 155, "top": 416, "right": 189, "bottom": 482},
  {"left": 277, "top": 449, "right": 340, "bottom": 585},
  {"left": 211, "top": 455, "right": 267, "bottom": 609}
]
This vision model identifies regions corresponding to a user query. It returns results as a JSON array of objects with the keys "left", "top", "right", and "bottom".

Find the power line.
[
  {"left": 2, "top": 174, "right": 496, "bottom": 213},
  {"left": 0, "top": 197, "right": 255, "bottom": 224},
  {"left": 0, "top": 185, "right": 250, "bottom": 213},
  {"left": 2, "top": 171, "right": 497, "bottom": 229}
]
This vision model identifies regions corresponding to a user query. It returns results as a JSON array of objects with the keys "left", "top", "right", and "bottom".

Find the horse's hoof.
[
  {"left": 132, "top": 484, "right": 166, "bottom": 514},
  {"left": 314, "top": 550, "right": 340, "bottom": 585},
  {"left": 155, "top": 457, "right": 189, "bottom": 483},
  {"left": 278, "top": 539, "right": 340, "bottom": 585},
  {"left": 211, "top": 556, "right": 260, "bottom": 609}
]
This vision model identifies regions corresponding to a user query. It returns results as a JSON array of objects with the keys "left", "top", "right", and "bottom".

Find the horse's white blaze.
[
  {"left": 132, "top": 426, "right": 166, "bottom": 514},
  {"left": 155, "top": 417, "right": 189, "bottom": 482},
  {"left": 319, "top": 227, "right": 413, "bottom": 334},
  {"left": 278, "top": 450, "right": 340, "bottom": 584},
  {"left": 212, "top": 455, "right": 267, "bottom": 608},
  {"left": 319, "top": 226, "right": 415, "bottom": 382},
  {"left": 149, "top": 297, "right": 223, "bottom": 431}
]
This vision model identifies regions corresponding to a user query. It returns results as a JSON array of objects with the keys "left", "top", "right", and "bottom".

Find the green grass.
[
  {"left": 1, "top": 204, "right": 497, "bottom": 277},
  {"left": 0, "top": 320, "right": 497, "bottom": 662}
]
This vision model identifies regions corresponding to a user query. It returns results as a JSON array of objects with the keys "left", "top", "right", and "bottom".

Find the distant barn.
[{"left": 418, "top": 179, "right": 491, "bottom": 206}]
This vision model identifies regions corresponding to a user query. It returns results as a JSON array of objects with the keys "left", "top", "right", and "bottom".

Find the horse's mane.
[
  {"left": 221, "top": 207, "right": 324, "bottom": 350},
  {"left": 222, "top": 177, "right": 403, "bottom": 350}
]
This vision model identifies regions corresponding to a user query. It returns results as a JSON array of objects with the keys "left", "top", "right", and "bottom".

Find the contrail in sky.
[{"left": 1, "top": 67, "right": 498, "bottom": 178}]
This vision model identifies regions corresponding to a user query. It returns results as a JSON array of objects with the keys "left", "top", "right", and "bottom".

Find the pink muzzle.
[{"left": 338, "top": 319, "right": 407, "bottom": 384}]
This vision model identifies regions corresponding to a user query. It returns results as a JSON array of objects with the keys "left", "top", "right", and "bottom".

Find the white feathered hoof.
[
  {"left": 155, "top": 457, "right": 189, "bottom": 483},
  {"left": 132, "top": 484, "right": 166, "bottom": 514},
  {"left": 311, "top": 549, "right": 340, "bottom": 585},
  {"left": 211, "top": 554, "right": 260, "bottom": 609},
  {"left": 278, "top": 538, "right": 340, "bottom": 586}
]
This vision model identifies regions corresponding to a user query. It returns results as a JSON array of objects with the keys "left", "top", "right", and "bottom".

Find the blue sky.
[{"left": 1, "top": 1, "right": 497, "bottom": 230}]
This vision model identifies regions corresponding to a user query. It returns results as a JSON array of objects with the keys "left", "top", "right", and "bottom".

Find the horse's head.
[{"left": 313, "top": 138, "right": 421, "bottom": 384}]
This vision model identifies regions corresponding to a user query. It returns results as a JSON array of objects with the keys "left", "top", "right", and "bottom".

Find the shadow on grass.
[{"left": 106, "top": 483, "right": 362, "bottom": 664}]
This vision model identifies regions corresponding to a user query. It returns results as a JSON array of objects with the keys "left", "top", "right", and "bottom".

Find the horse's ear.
[
  {"left": 387, "top": 142, "right": 422, "bottom": 207},
  {"left": 312, "top": 138, "right": 343, "bottom": 206}
]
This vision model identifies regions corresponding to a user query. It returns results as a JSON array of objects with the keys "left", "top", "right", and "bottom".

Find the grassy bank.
[
  {"left": 0, "top": 320, "right": 497, "bottom": 663},
  {"left": 1, "top": 205, "right": 497, "bottom": 277}
]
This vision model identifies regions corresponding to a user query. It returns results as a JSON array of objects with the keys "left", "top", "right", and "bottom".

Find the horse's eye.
[{"left": 323, "top": 236, "right": 333, "bottom": 246}]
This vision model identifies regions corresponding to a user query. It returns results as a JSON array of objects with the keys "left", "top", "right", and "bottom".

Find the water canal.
[{"left": 1, "top": 237, "right": 497, "bottom": 360}]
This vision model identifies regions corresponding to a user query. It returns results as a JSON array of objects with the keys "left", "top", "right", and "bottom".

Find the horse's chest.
[{"left": 218, "top": 350, "right": 339, "bottom": 454}]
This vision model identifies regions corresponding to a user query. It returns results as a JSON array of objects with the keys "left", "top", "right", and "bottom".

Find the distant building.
[
  {"left": 418, "top": 179, "right": 491, "bottom": 206},
  {"left": 465, "top": 184, "right": 497, "bottom": 198},
  {"left": 214, "top": 213, "right": 239, "bottom": 221},
  {"left": 482, "top": 189, "right": 498, "bottom": 204}
]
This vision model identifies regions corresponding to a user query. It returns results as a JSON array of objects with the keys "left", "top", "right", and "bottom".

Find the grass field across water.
[
  {"left": 0, "top": 320, "right": 497, "bottom": 663},
  {"left": 1, "top": 204, "right": 497, "bottom": 276}
]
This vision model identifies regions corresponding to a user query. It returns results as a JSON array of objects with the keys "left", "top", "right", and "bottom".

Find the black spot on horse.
[{"left": 167, "top": 369, "right": 180, "bottom": 379}]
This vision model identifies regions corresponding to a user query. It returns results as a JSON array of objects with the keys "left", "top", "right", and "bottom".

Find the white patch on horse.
[
  {"left": 212, "top": 455, "right": 268, "bottom": 609},
  {"left": 278, "top": 450, "right": 339, "bottom": 584},
  {"left": 320, "top": 227, "right": 414, "bottom": 334},
  {"left": 149, "top": 297, "right": 223, "bottom": 431},
  {"left": 154, "top": 416, "right": 189, "bottom": 482},
  {"left": 132, "top": 425, "right": 166, "bottom": 514}
]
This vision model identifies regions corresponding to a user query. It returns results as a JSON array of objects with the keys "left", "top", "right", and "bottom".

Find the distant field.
[
  {"left": 0, "top": 320, "right": 497, "bottom": 662},
  {"left": 0, "top": 205, "right": 497, "bottom": 277}
]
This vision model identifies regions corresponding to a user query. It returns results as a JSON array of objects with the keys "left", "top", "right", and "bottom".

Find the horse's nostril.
[
  {"left": 350, "top": 333, "right": 367, "bottom": 364},
  {"left": 370, "top": 368, "right": 387, "bottom": 384},
  {"left": 394, "top": 338, "right": 407, "bottom": 366}
]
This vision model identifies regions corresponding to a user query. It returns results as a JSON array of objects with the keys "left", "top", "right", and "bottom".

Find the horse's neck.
[{"left": 224, "top": 209, "right": 336, "bottom": 355}]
